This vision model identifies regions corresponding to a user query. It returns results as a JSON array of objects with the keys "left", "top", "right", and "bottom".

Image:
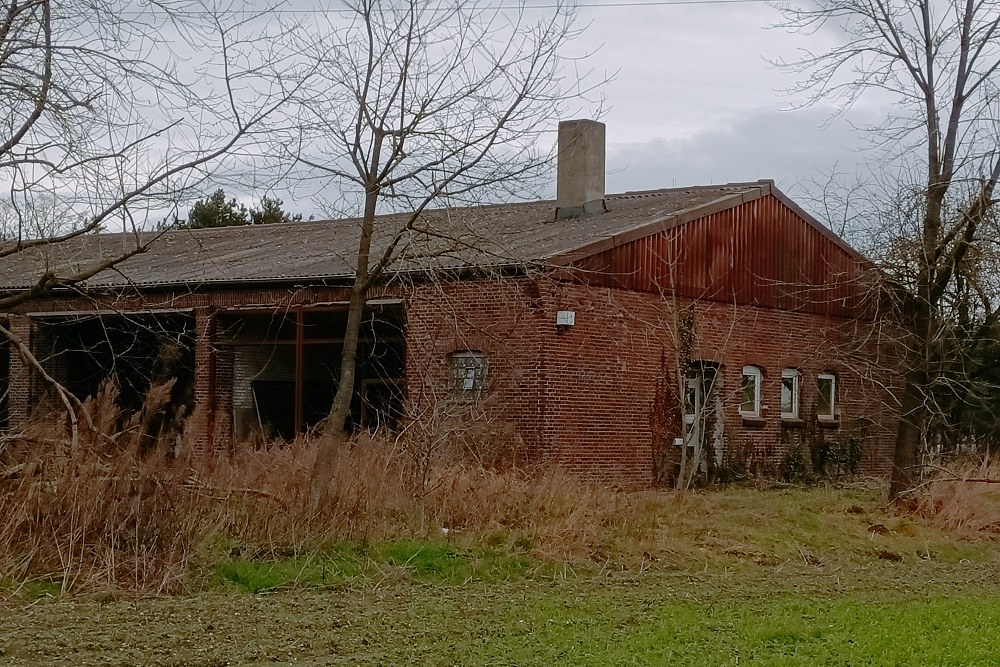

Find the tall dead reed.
[
  {"left": 911, "top": 457, "right": 1000, "bottom": 537},
  {"left": 0, "top": 382, "right": 652, "bottom": 593}
]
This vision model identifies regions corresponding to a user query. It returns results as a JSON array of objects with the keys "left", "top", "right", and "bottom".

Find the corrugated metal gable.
[{"left": 568, "top": 194, "right": 865, "bottom": 317}]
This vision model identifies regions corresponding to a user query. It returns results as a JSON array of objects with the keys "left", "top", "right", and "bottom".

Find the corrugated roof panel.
[
  {"left": 0, "top": 184, "right": 765, "bottom": 292},
  {"left": 0, "top": 182, "right": 867, "bottom": 319}
]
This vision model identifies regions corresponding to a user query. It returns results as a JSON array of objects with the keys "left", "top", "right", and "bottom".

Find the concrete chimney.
[{"left": 555, "top": 119, "right": 607, "bottom": 220}]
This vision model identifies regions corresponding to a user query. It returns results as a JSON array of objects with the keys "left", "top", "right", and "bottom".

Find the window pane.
[
  {"left": 740, "top": 372, "right": 757, "bottom": 414},
  {"left": 781, "top": 370, "right": 799, "bottom": 418},
  {"left": 781, "top": 376, "right": 794, "bottom": 414},
  {"left": 450, "top": 351, "right": 486, "bottom": 395},
  {"left": 684, "top": 383, "right": 697, "bottom": 419},
  {"left": 818, "top": 376, "right": 835, "bottom": 417}
]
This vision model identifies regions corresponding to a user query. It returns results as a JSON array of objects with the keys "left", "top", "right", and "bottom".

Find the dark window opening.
[
  {"left": 221, "top": 304, "right": 406, "bottom": 441},
  {"left": 34, "top": 313, "right": 196, "bottom": 438}
]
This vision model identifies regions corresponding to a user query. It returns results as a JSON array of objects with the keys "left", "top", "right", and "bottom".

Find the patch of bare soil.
[
  {"left": 0, "top": 590, "right": 385, "bottom": 666},
  {"left": 3, "top": 562, "right": 1000, "bottom": 666}
]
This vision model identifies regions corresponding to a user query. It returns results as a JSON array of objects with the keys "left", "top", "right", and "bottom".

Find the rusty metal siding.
[{"left": 571, "top": 195, "right": 862, "bottom": 317}]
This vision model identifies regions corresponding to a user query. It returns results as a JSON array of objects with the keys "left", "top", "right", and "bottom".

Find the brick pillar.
[
  {"left": 7, "top": 315, "right": 33, "bottom": 429},
  {"left": 192, "top": 307, "right": 216, "bottom": 453},
  {"left": 214, "top": 344, "right": 234, "bottom": 446}
]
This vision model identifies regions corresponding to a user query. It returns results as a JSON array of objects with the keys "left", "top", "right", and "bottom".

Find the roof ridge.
[
  {"left": 72, "top": 184, "right": 771, "bottom": 240},
  {"left": 612, "top": 182, "right": 767, "bottom": 200}
]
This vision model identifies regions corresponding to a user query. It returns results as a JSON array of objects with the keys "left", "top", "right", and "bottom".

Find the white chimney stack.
[{"left": 555, "top": 119, "right": 607, "bottom": 220}]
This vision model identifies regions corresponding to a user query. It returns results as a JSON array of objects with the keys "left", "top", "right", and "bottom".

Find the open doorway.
[{"left": 679, "top": 360, "right": 723, "bottom": 484}]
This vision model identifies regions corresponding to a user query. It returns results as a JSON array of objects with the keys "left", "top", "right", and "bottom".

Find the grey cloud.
[{"left": 604, "top": 106, "right": 884, "bottom": 201}]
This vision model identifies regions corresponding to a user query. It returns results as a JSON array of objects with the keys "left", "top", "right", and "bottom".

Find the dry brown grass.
[
  {"left": 8, "top": 382, "right": 1000, "bottom": 595},
  {"left": 911, "top": 457, "right": 1000, "bottom": 536},
  {"left": 0, "top": 384, "right": 652, "bottom": 593}
]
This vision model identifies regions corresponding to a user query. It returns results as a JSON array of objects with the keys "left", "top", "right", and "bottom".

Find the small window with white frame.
[
  {"left": 817, "top": 372, "right": 837, "bottom": 420},
  {"left": 780, "top": 368, "right": 801, "bottom": 419},
  {"left": 449, "top": 351, "right": 487, "bottom": 397},
  {"left": 740, "top": 365, "right": 762, "bottom": 417}
]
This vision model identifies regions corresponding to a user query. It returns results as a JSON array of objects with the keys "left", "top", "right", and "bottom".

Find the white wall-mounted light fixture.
[{"left": 556, "top": 310, "right": 576, "bottom": 327}]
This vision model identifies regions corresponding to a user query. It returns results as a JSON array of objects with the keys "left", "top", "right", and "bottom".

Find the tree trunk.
[
  {"left": 307, "top": 280, "right": 369, "bottom": 507},
  {"left": 889, "top": 305, "right": 931, "bottom": 503},
  {"left": 309, "top": 184, "right": 380, "bottom": 506},
  {"left": 327, "top": 280, "right": 370, "bottom": 433},
  {"left": 889, "top": 376, "right": 924, "bottom": 502}
]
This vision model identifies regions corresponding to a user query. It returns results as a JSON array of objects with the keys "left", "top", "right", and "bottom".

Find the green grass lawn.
[
  {"left": 458, "top": 575, "right": 1000, "bottom": 666},
  {"left": 3, "top": 484, "right": 999, "bottom": 665},
  {"left": 2, "top": 565, "right": 999, "bottom": 665}
]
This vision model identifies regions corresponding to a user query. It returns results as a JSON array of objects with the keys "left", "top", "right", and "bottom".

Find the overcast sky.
[
  {"left": 568, "top": 0, "right": 882, "bottom": 199},
  {"left": 209, "top": 0, "right": 893, "bottom": 224}
]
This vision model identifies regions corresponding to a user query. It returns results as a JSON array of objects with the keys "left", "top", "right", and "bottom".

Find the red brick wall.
[
  {"left": 6, "top": 278, "right": 898, "bottom": 485},
  {"left": 682, "top": 298, "right": 898, "bottom": 477},
  {"left": 191, "top": 307, "right": 217, "bottom": 453},
  {"left": 406, "top": 276, "right": 899, "bottom": 486},
  {"left": 404, "top": 278, "right": 547, "bottom": 459}
]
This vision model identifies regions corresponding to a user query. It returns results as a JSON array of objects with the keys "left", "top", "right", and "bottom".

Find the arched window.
[
  {"left": 817, "top": 372, "right": 837, "bottom": 420},
  {"left": 740, "top": 365, "right": 762, "bottom": 417},
  {"left": 449, "top": 350, "right": 487, "bottom": 397},
  {"left": 780, "top": 368, "right": 801, "bottom": 419}
]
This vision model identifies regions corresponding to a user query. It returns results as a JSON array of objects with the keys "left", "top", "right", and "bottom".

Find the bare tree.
[
  {"left": 282, "top": 0, "right": 599, "bottom": 501},
  {"left": 777, "top": 0, "right": 1000, "bottom": 499},
  {"left": 0, "top": 0, "right": 309, "bottom": 435},
  {"left": 1, "top": 0, "right": 307, "bottom": 299}
]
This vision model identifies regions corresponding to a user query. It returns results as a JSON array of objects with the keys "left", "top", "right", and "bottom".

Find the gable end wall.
[
  {"left": 569, "top": 195, "right": 866, "bottom": 318},
  {"left": 405, "top": 277, "right": 898, "bottom": 487}
]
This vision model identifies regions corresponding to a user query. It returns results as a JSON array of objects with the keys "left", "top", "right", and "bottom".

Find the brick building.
[{"left": 0, "top": 120, "right": 899, "bottom": 485}]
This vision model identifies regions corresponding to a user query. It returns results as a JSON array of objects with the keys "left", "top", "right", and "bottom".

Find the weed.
[
  {"left": 912, "top": 457, "right": 1000, "bottom": 537},
  {"left": 780, "top": 441, "right": 815, "bottom": 484},
  {"left": 0, "top": 577, "right": 62, "bottom": 599},
  {"left": 212, "top": 541, "right": 531, "bottom": 591},
  {"left": 215, "top": 561, "right": 298, "bottom": 593}
]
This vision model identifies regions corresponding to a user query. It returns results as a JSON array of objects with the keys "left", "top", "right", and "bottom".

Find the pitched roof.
[{"left": 0, "top": 181, "right": 855, "bottom": 292}]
